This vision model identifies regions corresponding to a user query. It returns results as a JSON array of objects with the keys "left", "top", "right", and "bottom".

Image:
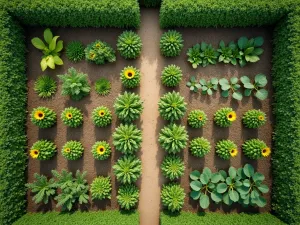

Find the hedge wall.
[{"left": 0, "top": 10, "right": 27, "bottom": 225}]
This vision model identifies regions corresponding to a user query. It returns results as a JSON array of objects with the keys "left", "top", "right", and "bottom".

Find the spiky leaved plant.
[
  {"left": 34, "top": 75, "right": 57, "bottom": 98},
  {"left": 85, "top": 40, "right": 116, "bottom": 65},
  {"left": 61, "top": 107, "right": 83, "bottom": 128},
  {"left": 29, "top": 140, "right": 57, "bottom": 160},
  {"left": 120, "top": 66, "right": 141, "bottom": 88},
  {"left": 214, "top": 107, "right": 236, "bottom": 127},
  {"left": 117, "top": 184, "right": 139, "bottom": 210},
  {"left": 160, "top": 30, "right": 184, "bottom": 57},
  {"left": 66, "top": 41, "right": 85, "bottom": 62},
  {"left": 242, "top": 109, "right": 266, "bottom": 128},
  {"left": 242, "top": 139, "right": 271, "bottom": 159},
  {"left": 161, "top": 155, "right": 185, "bottom": 180},
  {"left": 95, "top": 78, "right": 111, "bottom": 96},
  {"left": 92, "top": 106, "right": 112, "bottom": 127},
  {"left": 117, "top": 31, "right": 142, "bottom": 59},
  {"left": 161, "top": 183, "right": 185, "bottom": 212},
  {"left": 161, "top": 64, "right": 182, "bottom": 87},
  {"left": 189, "top": 137, "right": 211, "bottom": 158},
  {"left": 61, "top": 141, "right": 84, "bottom": 160},
  {"left": 90, "top": 176, "right": 112, "bottom": 200},
  {"left": 215, "top": 140, "right": 238, "bottom": 160},
  {"left": 91, "top": 141, "right": 111, "bottom": 160},
  {"left": 31, "top": 107, "right": 57, "bottom": 128},
  {"left": 188, "top": 110, "right": 207, "bottom": 128}
]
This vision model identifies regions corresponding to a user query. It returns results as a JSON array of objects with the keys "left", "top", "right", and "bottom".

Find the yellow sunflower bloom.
[
  {"left": 198, "top": 115, "right": 203, "bottom": 121},
  {"left": 66, "top": 112, "right": 73, "bottom": 119},
  {"left": 95, "top": 43, "right": 101, "bottom": 48},
  {"left": 227, "top": 111, "right": 237, "bottom": 122},
  {"left": 64, "top": 148, "right": 71, "bottom": 153},
  {"left": 30, "top": 149, "right": 39, "bottom": 159},
  {"left": 34, "top": 110, "right": 45, "bottom": 120},
  {"left": 98, "top": 110, "right": 105, "bottom": 117},
  {"left": 230, "top": 149, "right": 238, "bottom": 157},
  {"left": 258, "top": 115, "right": 265, "bottom": 121},
  {"left": 90, "top": 53, "right": 96, "bottom": 59},
  {"left": 97, "top": 145, "right": 106, "bottom": 155},
  {"left": 124, "top": 69, "right": 135, "bottom": 79},
  {"left": 262, "top": 147, "right": 271, "bottom": 157}
]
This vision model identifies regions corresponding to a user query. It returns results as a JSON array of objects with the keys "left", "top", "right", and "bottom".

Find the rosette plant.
[
  {"left": 91, "top": 176, "right": 112, "bottom": 200},
  {"left": 61, "top": 107, "right": 83, "bottom": 128},
  {"left": 215, "top": 140, "right": 238, "bottom": 160},
  {"left": 214, "top": 107, "right": 236, "bottom": 127},
  {"left": 187, "top": 110, "right": 207, "bottom": 128},
  {"left": 161, "top": 155, "right": 185, "bottom": 180},
  {"left": 199, "top": 78, "right": 219, "bottom": 95},
  {"left": 241, "top": 74, "right": 268, "bottom": 100},
  {"left": 66, "top": 41, "right": 85, "bottom": 62},
  {"left": 91, "top": 141, "right": 111, "bottom": 160},
  {"left": 217, "top": 40, "right": 240, "bottom": 65},
  {"left": 161, "top": 64, "right": 182, "bottom": 87},
  {"left": 117, "top": 184, "right": 139, "bottom": 210},
  {"left": 34, "top": 75, "right": 57, "bottom": 98},
  {"left": 92, "top": 106, "right": 112, "bottom": 127},
  {"left": 160, "top": 30, "right": 184, "bottom": 57},
  {"left": 189, "top": 137, "right": 211, "bottom": 158},
  {"left": 120, "top": 66, "right": 141, "bottom": 88},
  {"left": 61, "top": 141, "right": 84, "bottom": 160},
  {"left": 95, "top": 78, "right": 111, "bottom": 96},
  {"left": 117, "top": 31, "right": 142, "bottom": 59},
  {"left": 219, "top": 77, "right": 243, "bottom": 101},
  {"left": 29, "top": 140, "right": 57, "bottom": 160},
  {"left": 242, "top": 109, "right": 266, "bottom": 128},
  {"left": 161, "top": 183, "right": 185, "bottom": 212},
  {"left": 242, "top": 139, "right": 271, "bottom": 159},
  {"left": 31, "top": 107, "right": 56, "bottom": 128}
]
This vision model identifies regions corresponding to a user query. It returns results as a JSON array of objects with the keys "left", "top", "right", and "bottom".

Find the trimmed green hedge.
[{"left": 0, "top": 10, "right": 27, "bottom": 225}]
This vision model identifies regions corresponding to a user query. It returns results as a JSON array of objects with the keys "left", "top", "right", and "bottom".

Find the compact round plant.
[
  {"left": 117, "top": 184, "right": 139, "bottom": 210},
  {"left": 66, "top": 41, "right": 85, "bottom": 62},
  {"left": 161, "top": 183, "right": 185, "bottom": 212},
  {"left": 85, "top": 40, "right": 116, "bottom": 65},
  {"left": 189, "top": 137, "right": 211, "bottom": 158},
  {"left": 114, "top": 92, "right": 143, "bottom": 123},
  {"left": 91, "top": 176, "right": 112, "bottom": 200},
  {"left": 160, "top": 30, "right": 184, "bottom": 57},
  {"left": 215, "top": 140, "right": 238, "bottom": 160},
  {"left": 95, "top": 78, "right": 111, "bottom": 96},
  {"left": 159, "top": 123, "right": 188, "bottom": 154},
  {"left": 61, "top": 107, "right": 83, "bottom": 128},
  {"left": 113, "top": 155, "right": 142, "bottom": 184},
  {"left": 242, "top": 109, "right": 266, "bottom": 128},
  {"left": 117, "top": 31, "right": 142, "bottom": 59},
  {"left": 31, "top": 107, "right": 56, "bottom": 128},
  {"left": 161, "top": 64, "right": 182, "bottom": 87},
  {"left": 61, "top": 141, "right": 84, "bottom": 160},
  {"left": 34, "top": 75, "right": 57, "bottom": 98},
  {"left": 29, "top": 140, "right": 57, "bottom": 160},
  {"left": 113, "top": 124, "right": 142, "bottom": 154},
  {"left": 188, "top": 110, "right": 207, "bottom": 128},
  {"left": 91, "top": 141, "right": 111, "bottom": 160},
  {"left": 120, "top": 66, "right": 141, "bottom": 88},
  {"left": 92, "top": 106, "right": 112, "bottom": 127},
  {"left": 242, "top": 139, "right": 271, "bottom": 159},
  {"left": 161, "top": 155, "right": 185, "bottom": 180},
  {"left": 214, "top": 107, "right": 237, "bottom": 127},
  {"left": 158, "top": 91, "right": 187, "bottom": 121}
]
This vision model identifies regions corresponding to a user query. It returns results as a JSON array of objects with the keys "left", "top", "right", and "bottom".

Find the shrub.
[
  {"left": 214, "top": 107, "right": 236, "bottom": 127},
  {"left": 114, "top": 92, "right": 143, "bottom": 123},
  {"left": 61, "top": 107, "right": 83, "bottom": 128},
  {"left": 61, "top": 141, "right": 84, "bottom": 160},
  {"left": 242, "top": 109, "right": 266, "bottom": 128},
  {"left": 57, "top": 67, "right": 91, "bottom": 101},
  {"left": 92, "top": 106, "right": 112, "bottom": 127},
  {"left": 161, "top": 183, "right": 185, "bottom": 212},
  {"left": 91, "top": 141, "right": 111, "bottom": 160},
  {"left": 66, "top": 41, "right": 85, "bottom": 62},
  {"left": 117, "top": 31, "right": 142, "bottom": 59},
  {"left": 29, "top": 140, "right": 57, "bottom": 160},
  {"left": 161, "top": 64, "right": 182, "bottom": 87},
  {"left": 158, "top": 91, "right": 187, "bottom": 121},
  {"left": 31, "top": 107, "right": 56, "bottom": 128},
  {"left": 34, "top": 75, "right": 57, "bottom": 98},
  {"left": 95, "top": 78, "right": 111, "bottom": 96},
  {"left": 187, "top": 110, "right": 207, "bottom": 128},
  {"left": 85, "top": 40, "right": 116, "bottom": 65},
  {"left": 91, "top": 176, "right": 112, "bottom": 200},
  {"left": 159, "top": 123, "right": 188, "bottom": 154},
  {"left": 120, "top": 66, "right": 141, "bottom": 88},
  {"left": 217, "top": 40, "right": 239, "bottom": 65},
  {"left": 189, "top": 137, "right": 211, "bottom": 158},
  {"left": 117, "top": 184, "right": 139, "bottom": 210},
  {"left": 215, "top": 140, "right": 238, "bottom": 160},
  {"left": 161, "top": 155, "right": 185, "bottom": 180},
  {"left": 113, "top": 155, "right": 142, "bottom": 184},
  {"left": 160, "top": 30, "right": 184, "bottom": 57},
  {"left": 242, "top": 139, "right": 271, "bottom": 160}
]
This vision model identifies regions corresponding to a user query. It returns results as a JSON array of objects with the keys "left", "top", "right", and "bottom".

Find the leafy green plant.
[
  {"left": 114, "top": 92, "right": 143, "bottom": 123},
  {"left": 95, "top": 78, "right": 111, "bottom": 96},
  {"left": 242, "top": 109, "right": 266, "bottom": 128},
  {"left": 161, "top": 64, "right": 182, "bottom": 87},
  {"left": 219, "top": 77, "right": 242, "bottom": 100},
  {"left": 159, "top": 123, "right": 188, "bottom": 154},
  {"left": 189, "top": 137, "right": 211, "bottom": 158},
  {"left": 120, "top": 66, "right": 141, "bottom": 88},
  {"left": 66, "top": 41, "right": 85, "bottom": 62},
  {"left": 217, "top": 40, "right": 240, "bottom": 65},
  {"left": 61, "top": 107, "right": 83, "bottom": 128},
  {"left": 113, "top": 155, "right": 142, "bottom": 184},
  {"left": 215, "top": 140, "right": 238, "bottom": 160},
  {"left": 186, "top": 76, "right": 201, "bottom": 93},
  {"left": 29, "top": 140, "right": 57, "bottom": 160},
  {"left": 91, "top": 176, "right": 112, "bottom": 200},
  {"left": 34, "top": 75, "right": 57, "bottom": 98},
  {"left": 31, "top": 107, "right": 56, "bottom": 128},
  {"left": 158, "top": 91, "right": 187, "bottom": 121},
  {"left": 61, "top": 141, "right": 84, "bottom": 160},
  {"left": 85, "top": 40, "right": 116, "bottom": 65},
  {"left": 57, "top": 67, "right": 91, "bottom": 101},
  {"left": 242, "top": 139, "right": 271, "bottom": 159},
  {"left": 199, "top": 78, "right": 219, "bottom": 95},
  {"left": 92, "top": 106, "right": 112, "bottom": 127},
  {"left": 187, "top": 110, "right": 207, "bottom": 128},
  {"left": 161, "top": 155, "right": 185, "bottom": 180},
  {"left": 161, "top": 183, "right": 185, "bottom": 212},
  {"left": 117, "top": 31, "right": 142, "bottom": 59},
  {"left": 117, "top": 184, "right": 139, "bottom": 210},
  {"left": 91, "top": 141, "right": 111, "bottom": 160},
  {"left": 241, "top": 74, "right": 268, "bottom": 100},
  {"left": 187, "top": 44, "right": 202, "bottom": 69},
  {"left": 214, "top": 107, "right": 236, "bottom": 127},
  {"left": 113, "top": 124, "right": 142, "bottom": 154},
  {"left": 26, "top": 173, "right": 57, "bottom": 204},
  {"left": 160, "top": 30, "right": 184, "bottom": 57},
  {"left": 31, "top": 28, "right": 63, "bottom": 71}
]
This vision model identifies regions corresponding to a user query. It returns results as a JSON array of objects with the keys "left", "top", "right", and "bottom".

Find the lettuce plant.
[
  {"left": 219, "top": 77, "right": 242, "bottom": 100},
  {"left": 241, "top": 74, "right": 268, "bottom": 100},
  {"left": 187, "top": 44, "right": 202, "bottom": 69},
  {"left": 217, "top": 40, "right": 240, "bottom": 65},
  {"left": 161, "top": 183, "right": 185, "bottom": 212}
]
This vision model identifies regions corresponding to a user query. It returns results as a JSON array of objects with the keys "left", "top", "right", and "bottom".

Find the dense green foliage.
[
  {"left": 113, "top": 156, "right": 142, "bottom": 184},
  {"left": 91, "top": 176, "right": 111, "bottom": 200},
  {"left": 92, "top": 106, "right": 112, "bottom": 127},
  {"left": 214, "top": 107, "right": 236, "bottom": 127},
  {"left": 117, "top": 31, "right": 142, "bottom": 59},
  {"left": 95, "top": 78, "right": 111, "bottom": 96},
  {"left": 85, "top": 40, "right": 116, "bottom": 65},
  {"left": 61, "top": 107, "right": 83, "bottom": 128},
  {"left": 241, "top": 74, "right": 269, "bottom": 100},
  {"left": 187, "top": 110, "right": 207, "bottom": 128},
  {"left": 189, "top": 137, "right": 211, "bottom": 158},
  {"left": 161, "top": 64, "right": 182, "bottom": 87},
  {"left": 161, "top": 155, "right": 185, "bottom": 180},
  {"left": 34, "top": 75, "right": 57, "bottom": 98},
  {"left": 215, "top": 140, "right": 238, "bottom": 160},
  {"left": 91, "top": 141, "right": 111, "bottom": 160},
  {"left": 66, "top": 41, "right": 85, "bottom": 62},
  {"left": 242, "top": 139, "right": 270, "bottom": 159},
  {"left": 117, "top": 184, "right": 139, "bottom": 210},
  {"left": 29, "top": 140, "right": 57, "bottom": 160},
  {"left": 242, "top": 109, "right": 266, "bottom": 128},
  {"left": 217, "top": 40, "right": 239, "bottom": 65},
  {"left": 30, "top": 107, "right": 57, "bottom": 128},
  {"left": 61, "top": 141, "right": 84, "bottom": 160},
  {"left": 219, "top": 77, "right": 242, "bottom": 101},
  {"left": 120, "top": 66, "right": 141, "bottom": 88},
  {"left": 161, "top": 183, "right": 185, "bottom": 212},
  {"left": 160, "top": 30, "right": 184, "bottom": 57}
]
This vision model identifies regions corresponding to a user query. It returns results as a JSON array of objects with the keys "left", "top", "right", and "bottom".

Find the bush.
[
  {"left": 91, "top": 176, "right": 112, "bottom": 200},
  {"left": 92, "top": 106, "right": 112, "bottom": 127},
  {"left": 215, "top": 140, "right": 238, "bottom": 160},
  {"left": 57, "top": 67, "right": 91, "bottom": 101},
  {"left": 85, "top": 40, "right": 116, "bottom": 65},
  {"left": 31, "top": 107, "right": 56, "bottom": 128},
  {"left": 242, "top": 109, "right": 266, "bottom": 128},
  {"left": 159, "top": 124, "right": 188, "bottom": 154},
  {"left": 114, "top": 92, "right": 143, "bottom": 123},
  {"left": 113, "top": 155, "right": 142, "bottom": 184},
  {"left": 161, "top": 64, "right": 182, "bottom": 87},
  {"left": 29, "top": 140, "right": 57, "bottom": 160},
  {"left": 161, "top": 155, "right": 185, "bottom": 180},
  {"left": 34, "top": 75, "right": 57, "bottom": 98},
  {"left": 189, "top": 137, "right": 211, "bottom": 158},
  {"left": 117, "top": 31, "right": 142, "bottom": 59},
  {"left": 61, "top": 141, "right": 84, "bottom": 160},
  {"left": 95, "top": 78, "right": 111, "bottom": 96},
  {"left": 117, "top": 184, "right": 139, "bottom": 210},
  {"left": 66, "top": 41, "right": 85, "bottom": 62},
  {"left": 158, "top": 91, "right": 187, "bottom": 121},
  {"left": 242, "top": 139, "right": 271, "bottom": 159},
  {"left": 187, "top": 110, "right": 207, "bottom": 128},
  {"left": 61, "top": 107, "right": 83, "bottom": 128},
  {"left": 120, "top": 66, "right": 141, "bottom": 88},
  {"left": 214, "top": 107, "right": 236, "bottom": 127},
  {"left": 161, "top": 183, "right": 185, "bottom": 212},
  {"left": 91, "top": 141, "right": 111, "bottom": 160},
  {"left": 160, "top": 30, "right": 184, "bottom": 57}
]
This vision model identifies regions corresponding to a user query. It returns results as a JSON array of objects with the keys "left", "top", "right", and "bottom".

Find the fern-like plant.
[
  {"left": 161, "top": 65, "right": 182, "bottom": 87},
  {"left": 117, "top": 31, "right": 142, "bottom": 59},
  {"left": 161, "top": 183, "right": 185, "bottom": 212},
  {"left": 31, "top": 107, "right": 56, "bottom": 128},
  {"left": 188, "top": 110, "right": 207, "bottom": 128},
  {"left": 66, "top": 41, "right": 85, "bottom": 62},
  {"left": 161, "top": 155, "right": 185, "bottom": 180},
  {"left": 117, "top": 184, "right": 139, "bottom": 210},
  {"left": 91, "top": 176, "right": 112, "bottom": 200},
  {"left": 160, "top": 30, "right": 184, "bottom": 57},
  {"left": 34, "top": 75, "right": 57, "bottom": 98},
  {"left": 61, "top": 107, "right": 83, "bottom": 128},
  {"left": 91, "top": 141, "right": 111, "bottom": 160},
  {"left": 189, "top": 137, "right": 211, "bottom": 158},
  {"left": 92, "top": 106, "right": 112, "bottom": 127},
  {"left": 61, "top": 141, "right": 84, "bottom": 160},
  {"left": 120, "top": 66, "right": 141, "bottom": 88},
  {"left": 85, "top": 40, "right": 116, "bottom": 65},
  {"left": 95, "top": 78, "right": 111, "bottom": 96},
  {"left": 29, "top": 140, "right": 57, "bottom": 160}
]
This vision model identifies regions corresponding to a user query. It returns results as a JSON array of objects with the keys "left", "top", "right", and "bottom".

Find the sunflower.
[
  {"left": 64, "top": 148, "right": 71, "bottom": 153},
  {"left": 198, "top": 115, "right": 203, "bottom": 121},
  {"left": 34, "top": 110, "right": 45, "bottom": 120},
  {"left": 230, "top": 149, "right": 238, "bottom": 157},
  {"left": 97, "top": 145, "right": 106, "bottom": 155},
  {"left": 261, "top": 147, "right": 271, "bottom": 157},
  {"left": 227, "top": 111, "right": 236, "bottom": 122},
  {"left": 258, "top": 115, "right": 265, "bottom": 121},
  {"left": 124, "top": 69, "right": 135, "bottom": 79},
  {"left": 90, "top": 52, "right": 96, "bottom": 59},
  {"left": 30, "top": 149, "right": 39, "bottom": 159},
  {"left": 98, "top": 110, "right": 105, "bottom": 117},
  {"left": 66, "top": 112, "right": 73, "bottom": 119},
  {"left": 95, "top": 43, "right": 101, "bottom": 48}
]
